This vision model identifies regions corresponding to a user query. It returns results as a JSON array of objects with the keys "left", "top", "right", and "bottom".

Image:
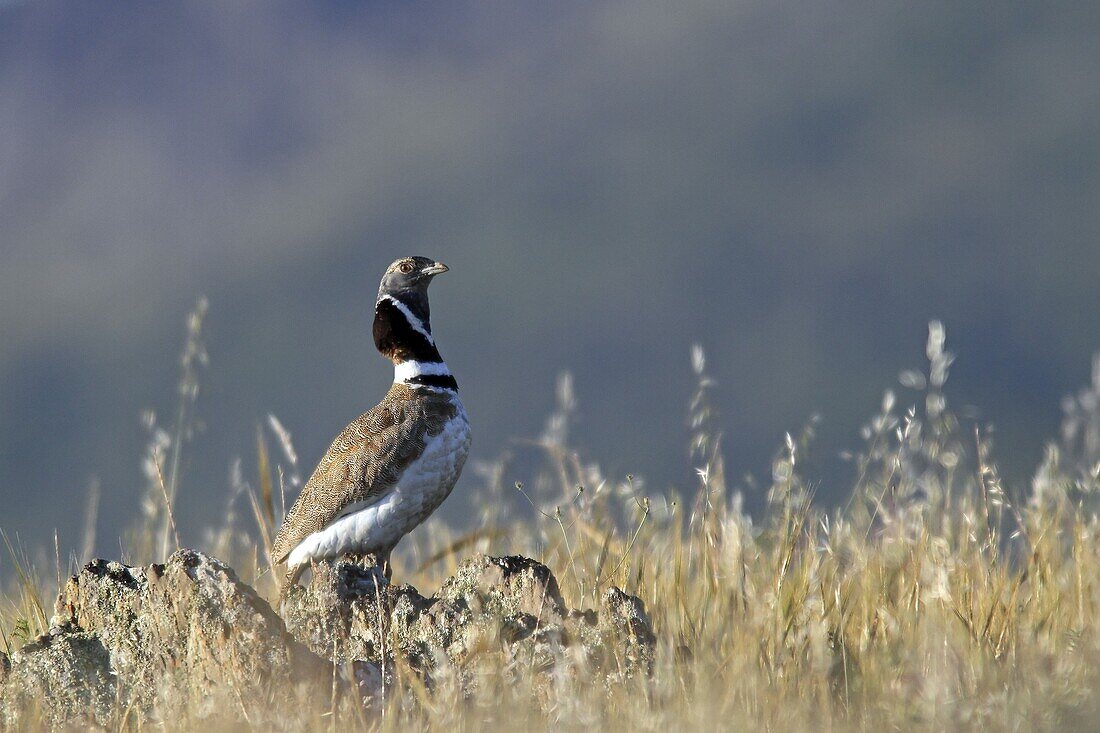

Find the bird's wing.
[{"left": 269, "top": 385, "right": 456, "bottom": 564}]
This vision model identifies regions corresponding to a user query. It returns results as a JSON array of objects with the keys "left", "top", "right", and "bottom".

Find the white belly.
[{"left": 287, "top": 397, "right": 470, "bottom": 570}]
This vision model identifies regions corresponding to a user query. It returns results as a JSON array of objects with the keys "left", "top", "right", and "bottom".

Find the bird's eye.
[{"left": 399, "top": 262, "right": 414, "bottom": 274}]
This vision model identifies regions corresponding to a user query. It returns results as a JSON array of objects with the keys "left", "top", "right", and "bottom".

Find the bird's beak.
[{"left": 423, "top": 262, "right": 449, "bottom": 276}]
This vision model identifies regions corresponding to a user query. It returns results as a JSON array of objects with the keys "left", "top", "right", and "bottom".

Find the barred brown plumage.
[{"left": 269, "top": 383, "right": 461, "bottom": 564}]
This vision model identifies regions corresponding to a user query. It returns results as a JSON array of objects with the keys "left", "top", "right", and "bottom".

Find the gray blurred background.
[{"left": 1, "top": 1, "right": 1098, "bottom": 566}]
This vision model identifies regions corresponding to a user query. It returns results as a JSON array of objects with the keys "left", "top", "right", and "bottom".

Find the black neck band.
[{"left": 405, "top": 373, "right": 459, "bottom": 391}]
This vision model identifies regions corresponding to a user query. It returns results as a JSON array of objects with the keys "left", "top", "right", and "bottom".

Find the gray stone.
[
  {"left": 0, "top": 627, "right": 117, "bottom": 729},
  {"left": 280, "top": 554, "right": 396, "bottom": 665},
  {"left": 1, "top": 548, "right": 655, "bottom": 723},
  {"left": 52, "top": 549, "right": 326, "bottom": 722},
  {"left": 596, "top": 586, "right": 657, "bottom": 677},
  {"left": 437, "top": 554, "right": 568, "bottom": 622},
  {"left": 282, "top": 552, "right": 655, "bottom": 690}
]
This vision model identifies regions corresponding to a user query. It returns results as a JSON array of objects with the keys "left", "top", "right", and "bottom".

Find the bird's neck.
[{"left": 373, "top": 294, "right": 458, "bottom": 391}]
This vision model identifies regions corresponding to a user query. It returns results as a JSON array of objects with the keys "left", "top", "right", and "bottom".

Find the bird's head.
[{"left": 378, "top": 256, "right": 449, "bottom": 302}]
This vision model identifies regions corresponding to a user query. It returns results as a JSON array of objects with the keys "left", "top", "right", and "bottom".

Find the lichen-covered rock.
[
  {"left": 282, "top": 552, "right": 655, "bottom": 691},
  {"left": 438, "top": 555, "right": 568, "bottom": 622},
  {"left": 2, "top": 548, "right": 654, "bottom": 724},
  {"left": 281, "top": 554, "right": 397, "bottom": 665},
  {"left": 52, "top": 549, "right": 326, "bottom": 722},
  {"left": 595, "top": 586, "right": 657, "bottom": 677},
  {"left": 0, "top": 627, "right": 117, "bottom": 730},
  {"left": 429, "top": 554, "right": 571, "bottom": 668}
]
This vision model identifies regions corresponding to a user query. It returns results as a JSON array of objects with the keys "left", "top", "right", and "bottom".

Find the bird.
[{"left": 270, "top": 256, "right": 471, "bottom": 594}]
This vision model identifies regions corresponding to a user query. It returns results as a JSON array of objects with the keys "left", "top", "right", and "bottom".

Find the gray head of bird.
[{"left": 377, "top": 256, "right": 449, "bottom": 314}]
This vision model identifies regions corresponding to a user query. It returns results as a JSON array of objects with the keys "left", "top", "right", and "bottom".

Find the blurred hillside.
[{"left": 1, "top": 1, "right": 1098, "bottom": 563}]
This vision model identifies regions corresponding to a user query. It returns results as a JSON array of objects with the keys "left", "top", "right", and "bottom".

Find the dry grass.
[{"left": 5, "top": 315, "right": 1100, "bottom": 731}]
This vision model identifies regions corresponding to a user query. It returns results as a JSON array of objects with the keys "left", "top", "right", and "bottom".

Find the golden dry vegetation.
[{"left": 4, "top": 315, "right": 1100, "bottom": 731}]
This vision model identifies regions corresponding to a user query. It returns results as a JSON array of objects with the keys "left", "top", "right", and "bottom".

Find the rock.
[
  {"left": 0, "top": 627, "right": 117, "bottom": 729},
  {"left": 281, "top": 554, "right": 396, "bottom": 665},
  {"left": 282, "top": 552, "right": 656, "bottom": 691},
  {"left": 52, "top": 549, "right": 326, "bottom": 722},
  {"left": 429, "top": 554, "right": 571, "bottom": 670},
  {"left": 437, "top": 554, "right": 568, "bottom": 622},
  {"left": 284, "top": 553, "right": 573, "bottom": 669},
  {"left": 596, "top": 586, "right": 657, "bottom": 676},
  {"left": 0, "top": 548, "right": 655, "bottom": 724}
]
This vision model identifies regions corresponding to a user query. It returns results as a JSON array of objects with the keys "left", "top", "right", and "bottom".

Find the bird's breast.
[
  {"left": 400, "top": 394, "right": 470, "bottom": 506},
  {"left": 286, "top": 392, "right": 470, "bottom": 569}
]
